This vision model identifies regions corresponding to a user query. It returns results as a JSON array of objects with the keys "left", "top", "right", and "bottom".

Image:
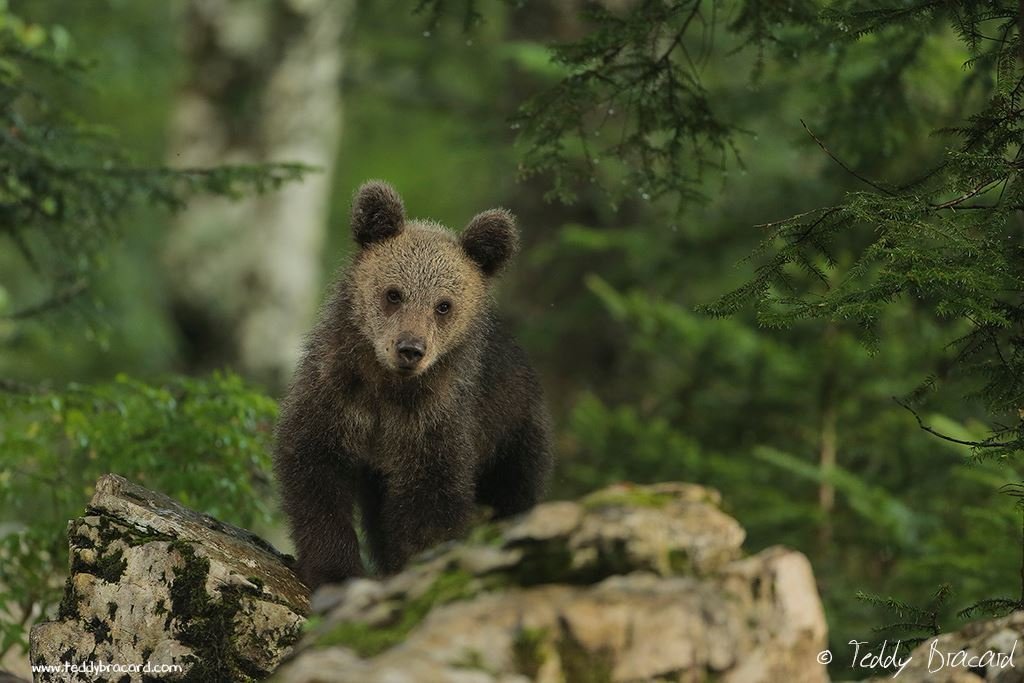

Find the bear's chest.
[{"left": 336, "top": 382, "right": 478, "bottom": 470}]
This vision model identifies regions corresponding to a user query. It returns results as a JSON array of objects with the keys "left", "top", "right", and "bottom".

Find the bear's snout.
[{"left": 396, "top": 335, "right": 426, "bottom": 371}]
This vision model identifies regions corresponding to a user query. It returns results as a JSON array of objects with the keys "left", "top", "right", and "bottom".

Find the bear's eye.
[
  {"left": 435, "top": 300, "right": 452, "bottom": 316},
  {"left": 385, "top": 289, "right": 402, "bottom": 305}
]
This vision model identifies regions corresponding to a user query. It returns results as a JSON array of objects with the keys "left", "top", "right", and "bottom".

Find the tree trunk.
[{"left": 164, "top": 0, "right": 350, "bottom": 389}]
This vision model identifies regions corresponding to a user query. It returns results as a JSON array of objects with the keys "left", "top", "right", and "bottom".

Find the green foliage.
[
  {"left": 415, "top": 0, "right": 489, "bottom": 31},
  {"left": 754, "top": 446, "right": 919, "bottom": 545},
  {"left": 0, "top": 372, "right": 277, "bottom": 656},
  {"left": 509, "top": 0, "right": 1024, "bottom": 662},
  {"left": 956, "top": 484, "right": 1024, "bottom": 619},
  {"left": 564, "top": 392, "right": 701, "bottom": 492},
  {"left": 512, "top": 0, "right": 1024, "bottom": 452},
  {"left": 514, "top": 0, "right": 743, "bottom": 207},
  {"left": 697, "top": 6, "right": 1024, "bottom": 457},
  {"left": 0, "top": 4, "right": 308, "bottom": 656},
  {"left": 857, "top": 583, "right": 952, "bottom": 655},
  {"left": 1, "top": 0, "right": 1021, "bottom": 675},
  {"left": 0, "top": 3, "right": 308, "bottom": 330}
]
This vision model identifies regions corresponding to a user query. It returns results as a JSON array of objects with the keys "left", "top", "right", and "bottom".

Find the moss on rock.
[
  {"left": 95, "top": 548, "right": 127, "bottom": 583},
  {"left": 581, "top": 487, "right": 674, "bottom": 510},
  {"left": 466, "top": 522, "right": 504, "bottom": 547},
  {"left": 35, "top": 475, "right": 309, "bottom": 683},
  {"left": 57, "top": 577, "right": 81, "bottom": 620},
  {"left": 555, "top": 624, "right": 614, "bottom": 683},
  {"left": 512, "top": 626, "right": 548, "bottom": 678},
  {"left": 168, "top": 540, "right": 265, "bottom": 683},
  {"left": 668, "top": 548, "right": 694, "bottom": 575},
  {"left": 316, "top": 569, "right": 476, "bottom": 656},
  {"left": 505, "top": 539, "right": 575, "bottom": 585}
]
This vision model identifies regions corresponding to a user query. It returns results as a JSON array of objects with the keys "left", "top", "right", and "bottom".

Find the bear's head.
[{"left": 348, "top": 181, "right": 519, "bottom": 378}]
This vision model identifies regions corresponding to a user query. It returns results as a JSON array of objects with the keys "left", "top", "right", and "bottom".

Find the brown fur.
[{"left": 274, "top": 181, "right": 552, "bottom": 588}]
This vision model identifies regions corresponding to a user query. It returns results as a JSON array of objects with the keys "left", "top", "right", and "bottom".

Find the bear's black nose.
[{"left": 397, "top": 339, "right": 425, "bottom": 366}]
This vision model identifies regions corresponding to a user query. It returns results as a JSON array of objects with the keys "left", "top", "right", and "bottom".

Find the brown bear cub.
[{"left": 274, "top": 181, "right": 552, "bottom": 589}]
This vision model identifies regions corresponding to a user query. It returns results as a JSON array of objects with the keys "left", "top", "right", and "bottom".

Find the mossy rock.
[{"left": 316, "top": 569, "right": 476, "bottom": 657}]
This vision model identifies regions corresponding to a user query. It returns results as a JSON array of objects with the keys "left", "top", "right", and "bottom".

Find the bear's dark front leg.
[
  {"left": 355, "top": 466, "right": 389, "bottom": 574},
  {"left": 475, "top": 414, "right": 552, "bottom": 519},
  {"left": 364, "top": 453, "right": 476, "bottom": 575},
  {"left": 274, "top": 418, "right": 364, "bottom": 589}
]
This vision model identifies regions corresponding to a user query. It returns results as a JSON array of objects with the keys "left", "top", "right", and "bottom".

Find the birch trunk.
[{"left": 164, "top": 0, "right": 350, "bottom": 388}]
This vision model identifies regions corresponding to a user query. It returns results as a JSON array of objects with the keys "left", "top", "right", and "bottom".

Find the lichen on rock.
[
  {"left": 30, "top": 477, "right": 832, "bottom": 682},
  {"left": 274, "top": 481, "right": 829, "bottom": 683},
  {"left": 29, "top": 474, "right": 307, "bottom": 682}
]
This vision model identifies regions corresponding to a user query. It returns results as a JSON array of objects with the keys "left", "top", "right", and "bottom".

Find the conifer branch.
[
  {"left": 930, "top": 178, "right": 1006, "bottom": 209},
  {"left": 800, "top": 119, "right": 896, "bottom": 196},
  {"left": 893, "top": 397, "right": 998, "bottom": 448},
  {"left": 3, "top": 280, "right": 88, "bottom": 320}
]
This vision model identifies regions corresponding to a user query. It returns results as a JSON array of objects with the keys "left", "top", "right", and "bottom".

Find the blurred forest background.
[{"left": 1, "top": 0, "right": 1022, "bottom": 678}]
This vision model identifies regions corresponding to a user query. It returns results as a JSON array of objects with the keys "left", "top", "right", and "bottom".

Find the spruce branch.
[
  {"left": 2, "top": 280, "right": 88, "bottom": 320},
  {"left": 800, "top": 119, "right": 896, "bottom": 196},
  {"left": 930, "top": 178, "right": 1007, "bottom": 209},
  {"left": 893, "top": 396, "right": 1000, "bottom": 449}
]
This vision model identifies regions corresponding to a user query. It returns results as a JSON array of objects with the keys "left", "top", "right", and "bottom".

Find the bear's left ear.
[
  {"left": 351, "top": 180, "right": 405, "bottom": 247},
  {"left": 460, "top": 209, "right": 519, "bottom": 277}
]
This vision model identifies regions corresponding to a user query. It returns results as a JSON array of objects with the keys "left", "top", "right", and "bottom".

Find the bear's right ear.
[{"left": 351, "top": 181, "right": 405, "bottom": 247}]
